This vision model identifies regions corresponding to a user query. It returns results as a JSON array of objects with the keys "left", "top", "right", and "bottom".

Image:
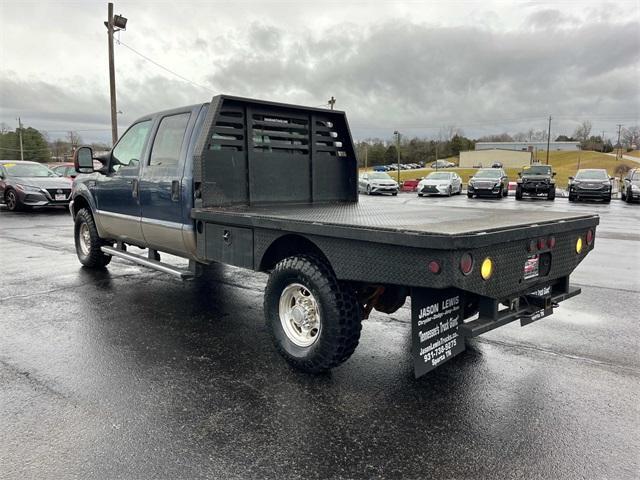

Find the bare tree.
[
  {"left": 513, "top": 132, "right": 528, "bottom": 142},
  {"left": 440, "top": 125, "right": 463, "bottom": 141},
  {"left": 573, "top": 121, "right": 592, "bottom": 143},
  {"left": 622, "top": 125, "right": 639, "bottom": 149},
  {"left": 67, "top": 131, "right": 82, "bottom": 148},
  {"left": 0, "top": 122, "right": 10, "bottom": 134}
]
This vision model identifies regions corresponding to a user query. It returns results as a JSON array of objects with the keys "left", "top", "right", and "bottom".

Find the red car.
[{"left": 401, "top": 179, "right": 420, "bottom": 192}]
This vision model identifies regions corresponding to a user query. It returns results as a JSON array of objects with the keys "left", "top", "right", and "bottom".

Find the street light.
[
  {"left": 105, "top": 3, "right": 128, "bottom": 146},
  {"left": 394, "top": 130, "right": 401, "bottom": 186}
]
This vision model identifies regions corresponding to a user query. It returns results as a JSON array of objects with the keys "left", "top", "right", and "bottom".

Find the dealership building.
[{"left": 459, "top": 141, "right": 581, "bottom": 168}]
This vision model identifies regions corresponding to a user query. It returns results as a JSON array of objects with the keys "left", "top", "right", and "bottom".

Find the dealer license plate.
[
  {"left": 55, "top": 194, "right": 66, "bottom": 201},
  {"left": 524, "top": 254, "right": 539, "bottom": 279}
]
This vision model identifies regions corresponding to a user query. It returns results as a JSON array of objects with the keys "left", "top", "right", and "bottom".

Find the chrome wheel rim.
[
  {"left": 79, "top": 223, "right": 91, "bottom": 256},
  {"left": 279, "top": 283, "right": 321, "bottom": 347},
  {"left": 6, "top": 192, "right": 16, "bottom": 210}
]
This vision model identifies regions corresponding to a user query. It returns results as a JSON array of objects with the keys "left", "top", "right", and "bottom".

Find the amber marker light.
[
  {"left": 480, "top": 258, "right": 493, "bottom": 280},
  {"left": 576, "top": 237, "right": 583, "bottom": 254}
]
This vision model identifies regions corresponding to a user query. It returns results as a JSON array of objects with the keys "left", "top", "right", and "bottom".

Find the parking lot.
[{"left": 1, "top": 195, "right": 638, "bottom": 479}]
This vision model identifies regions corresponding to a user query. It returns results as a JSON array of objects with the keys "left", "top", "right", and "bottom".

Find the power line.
[{"left": 116, "top": 40, "right": 215, "bottom": 94}]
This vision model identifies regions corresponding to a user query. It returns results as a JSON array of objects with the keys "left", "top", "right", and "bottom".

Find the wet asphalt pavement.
[{"left": 1, "top": 195, "right": 639, "bottom": 479}]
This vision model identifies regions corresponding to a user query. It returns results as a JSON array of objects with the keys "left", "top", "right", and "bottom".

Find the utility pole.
[
  {"left": 17, "top": 117, "right": 24, "bottom": 161},
  {"left": 616, "top": 124, "right": 623, "bottom": 160},
  {"left": 394, "top": 131, "right": 401, "bottom": 185},
  {"left": 328, "top": 96, "right": 336, "bottom": 110},
  {"left": 364, "top": 143, "right": 368, "bottom": 170},
  {"left": 545, "top": 115, "right": 551, "bottom": 165},
  {"left": 106, "top": 3, "right": 118, "bottom": 146}
]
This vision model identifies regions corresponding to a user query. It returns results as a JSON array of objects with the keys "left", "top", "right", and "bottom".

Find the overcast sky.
[{"left": 1, "top": 0, "right": 639, "bottom": 144}]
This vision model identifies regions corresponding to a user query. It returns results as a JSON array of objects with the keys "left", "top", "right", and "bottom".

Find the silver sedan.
[
  {"left": 358, "top": 172, "right": 399, "bottom": 195},
  {"left": 417, "top": 171, "right": 463, "bottom": 197}
]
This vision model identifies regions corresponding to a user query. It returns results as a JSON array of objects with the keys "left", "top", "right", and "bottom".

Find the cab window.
[
  {"left": 149, "top": 113, "right": 191, "bottom": 170},
  {"left": 112, "top": 120, "right": 152, "bottom": 173}
]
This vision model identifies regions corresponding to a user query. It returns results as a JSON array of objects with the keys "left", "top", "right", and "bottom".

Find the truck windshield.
[
  {"left": 474, "top": 169, "right": 501, "bottom": 179},
  {"left": 2, "top": 163, "right": 58, "bottom": 177},
  {"left": 369, "top": 173, "right": 392, "bottom": 180},
  {"left": 522, "top": 166, "right": 551, "bottom": 175},
  {"left": 576, "top": 170, "right": 608, "bottom": 180},
  {"left": 427, "top": 172, "right": 451, "bottom": 180}
]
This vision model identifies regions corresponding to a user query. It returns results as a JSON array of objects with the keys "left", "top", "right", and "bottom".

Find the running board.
[{"left": 101, "top": 246, "right": 195, "bottom": 279}]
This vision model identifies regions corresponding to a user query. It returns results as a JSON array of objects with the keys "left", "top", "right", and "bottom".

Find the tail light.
[
  {"left": 537, "top": 238, "right": 546, "bottom": 250},
  {"left": 428, "top": 260, "right": 441, "bottom": 274},
  {"left": 460, "top": 253, "right": 473, "bottom": 275},
  {"left": 586, "top": 229, "right": 594, "bottom": 245},
  {"left": 547, "top": 236, "right": 556, "bottom": 249}
]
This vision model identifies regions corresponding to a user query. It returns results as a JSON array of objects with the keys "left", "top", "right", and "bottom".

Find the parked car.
[
  {"left": 621, "top": 168, "right": 640, "bottom": 203},
  {"left": 49, "top": 162, "right": 78, "bottom": 178},
  {"left": 515, "top": 164, "right": 556, "bottom": 201},
  {"left": 400, "top": 179, "right": 420, "bottom": 192},
  {"left": 417, "top": 171, "right": 462, "bottom": 197},
  {"left": 372, "top": 165, "right": 389, "bottom": 172},
  {"left": 430, "top": 160, "right": 455, "bottom": 169},
  {"left": 358, "top": 171, "right": 399, "bottom": 195},
  {"left": 568, "top": 169, "right": 612, "bottom": 203},
  {"left": 491, "top": 162, "right": 503, "bottom": 168},
  {"left": 0, "top": 160, "right": 73, "bottom": 211},
  {"left": 467, "top": 168, "right": 509, "bottom": 198}
]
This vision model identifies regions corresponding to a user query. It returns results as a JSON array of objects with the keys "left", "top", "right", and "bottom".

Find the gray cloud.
[{"left": 1, "top": 14, "right": 638, "bottom": 143}]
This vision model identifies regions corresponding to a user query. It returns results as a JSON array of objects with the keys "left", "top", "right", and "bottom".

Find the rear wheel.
[
  {"left": 264, "top": 255, "right": 361, "bottom": 373},
  {"left": 74, "top": 208, "right": 112, "bottom": 268}
]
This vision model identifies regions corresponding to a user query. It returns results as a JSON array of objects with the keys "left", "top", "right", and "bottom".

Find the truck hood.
[{"left": 9, "top": 176, "right": 73, "bottom": 189}]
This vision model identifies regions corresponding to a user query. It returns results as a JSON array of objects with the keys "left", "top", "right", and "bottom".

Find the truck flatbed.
[{"left": 192, "top": 198, "right": 598, "bottom": 249}]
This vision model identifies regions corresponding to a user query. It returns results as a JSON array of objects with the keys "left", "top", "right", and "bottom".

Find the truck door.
[
  {"left": 94, "top": 120, "right": 152, "bottom": 244},
  {"left": 139, "top": 111, "right": 192, "bottom": 255}
]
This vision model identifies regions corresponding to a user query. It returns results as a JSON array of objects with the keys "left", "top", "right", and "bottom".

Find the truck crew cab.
[{"left": 70, "top": 95, "right": 599, "bottom": 378}]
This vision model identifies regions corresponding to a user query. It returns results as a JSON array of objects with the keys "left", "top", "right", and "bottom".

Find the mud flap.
[{"left": 411, "top": 288, "right": 466, "bottom": 378}]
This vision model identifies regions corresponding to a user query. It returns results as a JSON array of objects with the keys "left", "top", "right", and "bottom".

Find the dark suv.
[
  {"left": 621, "top": 168, "right": 639, "bottom": 203},
  {"left": 568, "top": 169, "right": 612, "bottom": 203},
  {"left": 515, "top": 164, "right": 556, "bottom": 201}
]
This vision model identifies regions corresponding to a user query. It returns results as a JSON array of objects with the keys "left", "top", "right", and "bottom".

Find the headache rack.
[{"left": 193, "top": 95, "right": 358, "bottom": 207}]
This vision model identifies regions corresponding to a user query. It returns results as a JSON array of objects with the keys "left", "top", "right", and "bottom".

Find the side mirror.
[
  {"left": 553, "top": 172, "right": 556, "bottom": 177},
  {"left": 568, "top": 176, "right": 574, "bottom": 180},
  {"left": 518, "top": 172, "right": 522, "bottom": 177},
  {"left": 74, "top": 146, "right": 95, "bottom": 174},
  {"left": 610, "top": 176, "right": 615, "bottom": 181}
]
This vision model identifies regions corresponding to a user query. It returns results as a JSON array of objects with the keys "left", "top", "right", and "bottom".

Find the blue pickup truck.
[{"left": 70, "top": 95, "right": 599, "bottom": 378}]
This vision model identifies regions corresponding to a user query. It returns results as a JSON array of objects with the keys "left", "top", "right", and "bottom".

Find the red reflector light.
[
  {"left": 428, "top": 260, "right": 441, "bottom": 274},
  {"left": 460, "top": 253, "right": 473, "bottom": 275},
  {"left": 548, "top": 236, "right": 556, "bottom": 249},
  {"left": 537, "top": 238, "right": 546, "bottom": 250},
  {"left": 586, "top": 229, "right": 594, "bottom": 245}
]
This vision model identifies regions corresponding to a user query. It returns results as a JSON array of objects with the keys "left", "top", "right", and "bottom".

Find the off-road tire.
[
  {"left": 264, "top": 255, "right": 361, "bottom": 374},
  {"left": 74, "top": 208, "right": 112, "bottom": 268},
  {"left": 515, "top": 186, "right": 523, "bottom": 200},
  {"left": 5, "top": 189, "right": 25, "bottom": 212},
  {"left": 547, "top": 187, "right": 556, "bottom": 201}
]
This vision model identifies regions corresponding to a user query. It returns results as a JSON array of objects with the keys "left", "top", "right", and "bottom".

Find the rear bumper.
[{"left": 459, "top": 280, "right": 580, "bottom": 337}]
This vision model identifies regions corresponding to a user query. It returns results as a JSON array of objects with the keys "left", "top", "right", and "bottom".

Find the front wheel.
[
  {"left": 625, "top": 188, "right": 632, "bottom": 203},
  {"left": 467, "top": 193, "right": 473, "bottom": 198},
  {"left": 547, "top": 187, "right": 556, "bottom": 200},
  {"left": 264, "top": 255, "right": 361, "bottom": 373},
  {"left": 366, "top": 185, "right": 371, "bottom": 195},
  {"left": 5, "top": 189, "right": 25, "bottom": 212},
  {"left": 74, "top": 208, "right": 112, "bottom": 268}
]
